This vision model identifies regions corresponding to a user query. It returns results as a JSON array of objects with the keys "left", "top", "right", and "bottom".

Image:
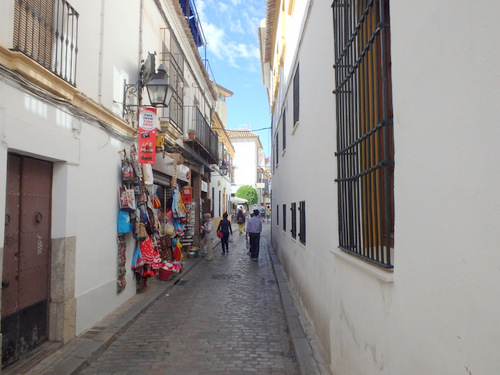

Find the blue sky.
[{"left": 195, "top": 0, "right": 272, "bottom": 158}]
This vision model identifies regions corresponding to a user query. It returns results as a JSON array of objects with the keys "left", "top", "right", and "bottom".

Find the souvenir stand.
[{"left": 117, "top": 145, "right": 183, "bottom": 292}]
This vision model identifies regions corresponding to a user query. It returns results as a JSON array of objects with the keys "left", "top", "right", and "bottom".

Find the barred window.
[
  {"left": 282, "top": 109, "right": 286, "bottom": 151},
  {"left": 298, "top": 201, "right": 306, "bottom": 245},
  {"left": 14, "top": 0, "right": 79, "bottom": 86},
  {"left": 291, "top": 202, "right": 297, "bottom": 239},
  {"left": 332, "top": 0, "right": 394, "bottom": 268},
  {"left": 293, "top": 65, "right": 300, "bottom": 125},
  {"left": 275, "top": 132, "right": 279, "bottom": 166},
  {"left": 282, "top": 204, "right": 286, "bottom": 232}
]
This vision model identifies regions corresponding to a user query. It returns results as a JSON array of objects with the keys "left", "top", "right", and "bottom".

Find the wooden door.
[{"left": 2, "top": 154, "right": 52, "bottom": 367}]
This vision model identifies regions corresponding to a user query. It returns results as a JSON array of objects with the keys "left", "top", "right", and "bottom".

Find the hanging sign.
[
  {"left": 181, "top": 186, "right": 192, "bottom": 203},
  {"left": 138, "top": 107, "right": 158, "bottom": 164}
]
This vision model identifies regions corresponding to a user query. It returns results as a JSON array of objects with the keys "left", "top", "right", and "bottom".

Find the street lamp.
[
  {"left": 220, "top": 160, "right": 228, "bottom": 176},
  {"left": 145, "top": 64, "right": 174, "bottom": 107},
  {"left": 123, "top": 61, "right": 174, "bottom": 119}
]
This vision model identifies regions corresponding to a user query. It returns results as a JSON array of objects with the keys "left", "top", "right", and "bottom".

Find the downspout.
[
  {"left": 97, "top": 0, "right": 105, "bottom": 103},
  {"left": 139, "top": 0, "right": 144, "bottom": 73}
]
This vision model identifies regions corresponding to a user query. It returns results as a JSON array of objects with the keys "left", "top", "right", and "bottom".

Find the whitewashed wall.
[
  {"left": 232, "top": 140, "right": 258, "bottom": 192},
  {"left": 0, "top": 78, "right": 137, "bottom": 335},
  {"left": 388, "top": 1, "right": 500, "bottom": 374},
  {"left": 210, "top": 173, "right": 232, "bottom": 218},
  {"left": 267, "top": 0, "right": 500, "bottom": 374}
]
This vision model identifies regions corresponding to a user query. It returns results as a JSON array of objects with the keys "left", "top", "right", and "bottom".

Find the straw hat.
[{"left": 165, "top": 224, "right": 176, "bottom": 238}]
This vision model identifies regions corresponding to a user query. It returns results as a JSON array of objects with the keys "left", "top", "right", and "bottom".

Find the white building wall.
[
  {"left": 0, "top": 78, "right": 137, "bottom": 335},
  {"left": 267, "top": 1, "right": 500, "bottom": 374},
  {"left": 0, "top": 0, "right": 216, "bottom": 339},
  {"left": 210, "top": 173, "right": 231, "bottom": 217},
  {"left": 389, "top": 1, "right": 500, "bottom": 374},
  {"left": 232, "top": 140, "right": 258, "bottom": 192}
]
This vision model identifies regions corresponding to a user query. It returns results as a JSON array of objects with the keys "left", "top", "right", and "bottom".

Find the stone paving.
[{"left": 79, "top": 223, "right": 299, "bottom": 375}]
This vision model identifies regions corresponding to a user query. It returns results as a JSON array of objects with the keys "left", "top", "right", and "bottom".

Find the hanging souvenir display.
[
  {"left": 131, "top": 237, "right": 162, "bottom": 278},
  {"left": 117, "top": 235, "right": 127, "bottom": 293},
  {"left": 117, "top": 210, "right": 133, "bottom": 234},
  {"left": 171, "top": 187, "right": 186, "bottom": 219},
  {"left": 153, "top": 194, "right": 161, "bottom": 209}
]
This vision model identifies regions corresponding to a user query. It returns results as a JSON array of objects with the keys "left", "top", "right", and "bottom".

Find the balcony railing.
[
  {"left": 13, "top": 0, "right": 79, "bottom": 86},
  {"left": 185, "top": 106, "right": 218, "bottom": 164}
]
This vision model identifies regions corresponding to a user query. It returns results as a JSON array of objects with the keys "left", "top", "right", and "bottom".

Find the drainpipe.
[
  {"left": 97, "top": 0, "right": 105, "bottom": 103},
  {"left": 139, "top": 0, "right": 144, "bottom": 72}
]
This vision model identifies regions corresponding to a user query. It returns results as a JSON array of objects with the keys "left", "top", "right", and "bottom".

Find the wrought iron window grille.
[
  {"left": 332, "top": 0, "right": 394, "bottom": 269},
  {"left": 13, "top": 0, "right": 79, "bottom": 86}
]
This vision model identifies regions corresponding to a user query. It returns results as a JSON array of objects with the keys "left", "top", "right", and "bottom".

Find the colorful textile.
[{"left": 132, "top": 237, "right": 162, "bottom": 278}]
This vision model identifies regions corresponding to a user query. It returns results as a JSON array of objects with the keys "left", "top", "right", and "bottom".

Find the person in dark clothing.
[
  {"left": 217, "top": 212, "right": 233, "bottom": 255},
  {"left": 236, "top": 207, "right": 246, "bottom": 235}
]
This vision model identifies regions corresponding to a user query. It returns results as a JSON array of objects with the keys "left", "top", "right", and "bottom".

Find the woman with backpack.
[{"left": 236, "top": 207, "right": 246, "bottom": 235}]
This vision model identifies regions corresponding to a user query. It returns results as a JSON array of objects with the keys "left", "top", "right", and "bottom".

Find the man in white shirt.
[{"left": 246, "top": 209, "right": 263, "bottom": 261}]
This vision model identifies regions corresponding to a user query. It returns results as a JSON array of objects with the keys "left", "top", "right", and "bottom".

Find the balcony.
[
  {"left": 13, "top": 0, "right": 79, "bottom": 86},
  {"left": 183, "top": 106, "right": 219, "bottom": 165}
]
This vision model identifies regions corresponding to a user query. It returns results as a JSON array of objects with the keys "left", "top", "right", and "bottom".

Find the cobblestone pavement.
[{"left": 79, "top": 223, "right": 299, "bottom": 375}]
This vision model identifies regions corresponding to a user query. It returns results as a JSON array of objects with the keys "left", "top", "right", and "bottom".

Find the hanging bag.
[
  {"left": 121, "top": 156, "right": 134, "bottom": 181},
  {"left": 117, "top": 210, "right": 133, "bottom": 234}
]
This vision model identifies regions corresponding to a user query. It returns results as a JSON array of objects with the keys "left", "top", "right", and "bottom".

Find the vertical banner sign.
[{"left": 138, "top": 107, "right": 158, "bottom": 164}]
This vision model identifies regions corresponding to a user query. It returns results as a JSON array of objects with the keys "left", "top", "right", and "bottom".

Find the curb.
[{"left": 266, "top": 240, "right": 326, "bottom": 375}]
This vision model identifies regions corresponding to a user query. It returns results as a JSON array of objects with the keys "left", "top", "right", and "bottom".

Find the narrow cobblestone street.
[{"left": 79, "top": 223, "right": 299, "bottom": 375}]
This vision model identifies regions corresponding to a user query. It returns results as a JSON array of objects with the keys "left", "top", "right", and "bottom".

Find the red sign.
[
  {"left": 138, "top": 107, "right": 157, "bottom": 164},
  {"left": 181, "top": 186, "right": 192, "bottom": 203}
]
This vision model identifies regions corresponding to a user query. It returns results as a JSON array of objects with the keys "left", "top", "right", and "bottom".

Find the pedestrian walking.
[
  {"left": 246, "top": 209, "right": 263, "bottom": 261},
  {"left": 260, "top": 203, "right": 266, "bottom": 221},
  {"left": 217, "top": 212, "right": 233, "bottom": 255},
  {"left": 266, "top": 205, "right": 271, "bottom": 222},
  {"left": 236, "top": 207, "right": 246, "bottom": 235},
  {"left": 200, "top": 213, "right": 215, "bottom": 260}
]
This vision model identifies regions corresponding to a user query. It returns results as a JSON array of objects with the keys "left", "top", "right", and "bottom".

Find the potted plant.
[{"left": 188, "top": 129, "right": 196, "bottom": 139}]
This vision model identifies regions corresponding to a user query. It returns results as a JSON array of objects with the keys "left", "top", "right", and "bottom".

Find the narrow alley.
[
  {"left": 5, "top": 223, "right": 328, "bottom": 375},
  {"left": 81, "top": 223, "right": 297, "bottom": 375}
]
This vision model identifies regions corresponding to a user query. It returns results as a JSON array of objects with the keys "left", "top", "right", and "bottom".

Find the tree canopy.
[{"left": 235, "top": 185, "right": 258, "bottom": 206}]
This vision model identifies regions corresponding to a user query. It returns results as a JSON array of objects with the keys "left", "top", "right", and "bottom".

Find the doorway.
[{"left": 2, "top": 154, "right": 52, "bottom": 367}]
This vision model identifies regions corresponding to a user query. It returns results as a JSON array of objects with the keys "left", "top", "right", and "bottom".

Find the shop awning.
[{"left": 230, "top": 197, "right": 248, "bottom": 204}]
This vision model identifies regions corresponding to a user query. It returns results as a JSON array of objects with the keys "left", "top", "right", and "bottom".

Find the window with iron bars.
[
  {"left": 282, "top": 108, "right": 286, "bottom": 151},
  {"left": 275, "top": 132, "right": 279, "bottom": 167},
  {"left": 332, "top": 0, "right": 394, "bottom": 269},
  {"left": 293, "top": 65, "right": 299, "bottom": 126},
  {"left": 298, "top": 201, "right": 306, "bottom": 245},
  {"left": 276, "top": 204, "right": 279, "bottom": 227},
  {"left": 13, "top": 0, "right": 79, "bottom": 86},
  {"left": 291, "top": 202, "right": 297, "bottom": 239},
  {"left": 159, "top": 33, "right": 184, "bottom": 132},
  {"left": 282, "top": 204, "right": 286, "bottom": 232}
]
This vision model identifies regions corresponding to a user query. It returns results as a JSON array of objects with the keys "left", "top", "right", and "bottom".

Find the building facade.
[
  {"left": 210, "top": 83, "right": 235, "bottom": 224},
  {"left": 227, "top": 129, "right": 265, "bottom": 202},
  {"left": 260, "top": 0, "right": 500, "bottom": 374},
  {"left": 0, "top": 0, "right": 220, "bottom": 367}
]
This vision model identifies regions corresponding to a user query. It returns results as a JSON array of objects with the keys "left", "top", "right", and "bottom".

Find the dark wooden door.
[{"left": 2, "top": 154, "right": 52, "bottom": 367}]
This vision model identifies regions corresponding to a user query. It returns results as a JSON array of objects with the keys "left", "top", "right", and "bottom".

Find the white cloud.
[
  {"left": 230, "top": 19, "right": 244, "bottom": 34},
  {"left": 196, "top": 0, "right": 264, "bottom": 69},
  {"left": 203, "top": 22, "right": 226, "bottom": 59}
]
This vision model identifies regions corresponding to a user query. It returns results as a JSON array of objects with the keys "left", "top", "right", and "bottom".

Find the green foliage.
[{"left": 235, "top": 185, "right": 258, "bottom": 206}]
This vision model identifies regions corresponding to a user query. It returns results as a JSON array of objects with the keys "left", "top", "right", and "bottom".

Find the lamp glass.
[{"left": 146, "top": 80, "right": 167, "bottom": 106}]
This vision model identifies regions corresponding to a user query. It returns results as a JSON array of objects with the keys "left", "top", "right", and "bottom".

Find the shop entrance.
[{"left": 2, "top": 154, "right": 52, "bottom": 368}]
